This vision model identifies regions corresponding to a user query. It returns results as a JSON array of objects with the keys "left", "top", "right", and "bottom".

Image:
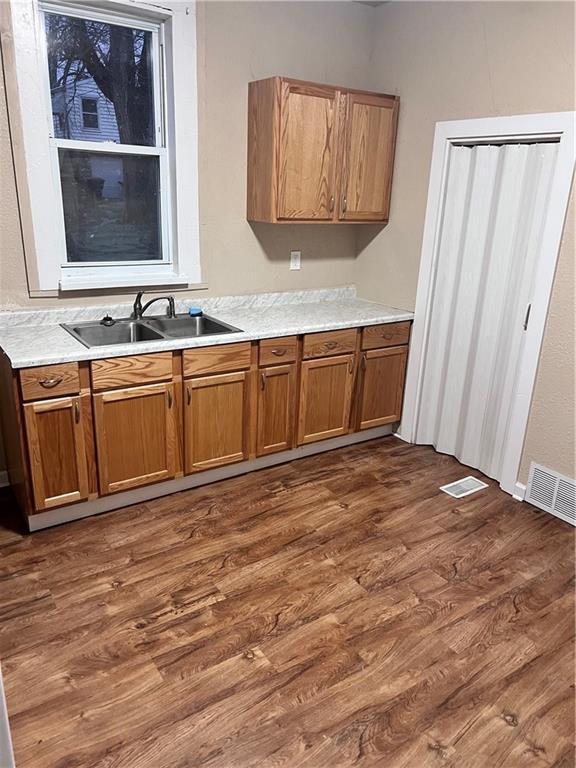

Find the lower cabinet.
[
  {"left": 357, "top": 346, "right": 408, "bottom": 429},
  {"left": 185, "top": 371, "right": 250, "bottom": 472},
  {"left": 93, "top": 382, "right": 177, "bottom": 495},
  {"left": 257, "top": 363, "right": 296, "bottom": 456},
  {"left": 23, "top": 396, "right": 89, "bottom": 510},
  {"left": 298, "top": 354, "right": 355, "bottom": 444},
  {"left": 10, "top": 323, "right": 412, "bottom": 518}
]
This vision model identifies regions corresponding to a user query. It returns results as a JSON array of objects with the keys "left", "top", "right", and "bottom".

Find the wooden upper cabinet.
[
  {"left": 247, "top": 76, "right": 399, "bottom": 224},
  {"left": 339, "top": 92, "right": 399, "bottom": 221},
  {"left": 23, "top": 396, "right": 89, "bottom": 510},
  {"left": 93, "top": 382, "right": 177, "bottom": 495}
]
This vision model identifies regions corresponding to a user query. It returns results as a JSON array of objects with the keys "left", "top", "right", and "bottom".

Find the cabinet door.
[
  {"left": 185, "top": 371, "right": 250, "bottom": 472},
  {"left": 93, "top": 382, "right": 177, "bottom": 495},
  {"left": 23, "top": 396, "right": 89, "bottom": 510},
  {"left": 357, "top": 346, "right": 408, "bottom": 430},
  {"left": 298, "top": 354, "right": 355, "bottom": 445},
  {"left": 278, "top": 81, "right": 339, "bottom": 220},
  {"left": 339, "top": 92, "right": 399, "bottom": 221},
  {"left": 257, "top": 364, "right": 296, "bottom": 457}
]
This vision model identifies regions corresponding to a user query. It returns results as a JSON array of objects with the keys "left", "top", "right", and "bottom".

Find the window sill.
[{"left": 59, "top": 273, "right": 194, "bottom": 292}]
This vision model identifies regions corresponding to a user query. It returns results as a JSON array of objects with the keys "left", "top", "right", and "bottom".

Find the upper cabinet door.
[
  {"left": 339, "top": 93, "right": 399, "bottom": 221},
  {"left": 277, "top": 82, "right": 339, "bottom": 220}
]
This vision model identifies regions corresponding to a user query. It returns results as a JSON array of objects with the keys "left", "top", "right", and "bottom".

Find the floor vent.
[
  {"left": 440, "top": 476, "right": 488, "bottom": 498},
  {"left": 526, "top": 463, "right": 576, "bottom": 526}
]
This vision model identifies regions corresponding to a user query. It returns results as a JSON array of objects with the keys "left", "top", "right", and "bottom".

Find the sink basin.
[
  {"left": 63, "top": 320, "right": 165, "bottom": 348},
  {"left": 146, "top": 314, "right": 241, "bottom": 338},
  {"left": 61, "top": 314, "right": 242, "bottom": 348}
]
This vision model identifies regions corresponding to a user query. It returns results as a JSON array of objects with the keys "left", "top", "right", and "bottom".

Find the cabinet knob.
[
  {"left": 39, "top": 376, "right": 63, "bottom": 388},
  {"left": 348, "top": 359, "right": 354, "bottom": 374},
  {"left": 361, "top": 354, "right": 367, "bottom": 371},
  {"left": 260, "top": 373, "right": 266, "bottom": 390},
  {"left": 342, "top": 196, "right": 347, "bottom": 213},
  {"left": 74, "top": 401, "right": 80, "bottom": 424},
  {"left": 325, "top": 340, "right": 338, "bottom": 350},
  {"left": 187, "top": 387, "right": 191, "bottom": 406},
  {"left": 167, "top": 389, "right": 173, "bottom": 409},
  {"left": 329, "top": 196, "right": 335, "bottom": 212}
]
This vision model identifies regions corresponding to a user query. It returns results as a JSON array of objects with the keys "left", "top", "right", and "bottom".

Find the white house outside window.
[{"left": 0, "top": 0, "right": 200, "bottom": 293}]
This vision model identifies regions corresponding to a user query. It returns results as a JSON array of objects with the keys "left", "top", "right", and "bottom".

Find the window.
[
  {"left": 44, "top": 8, "right": 165, "bottom": 267},
  {"left": 2, "top": 1, "right": 200, "bottom": 292},
  {"left": 81, "top": 98, "right": 99, "bottom": 129}
]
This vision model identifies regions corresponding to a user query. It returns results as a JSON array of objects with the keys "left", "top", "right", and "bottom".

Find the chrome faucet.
[{"left": 132, "top": 291, "right": 176, "bottom": 320}]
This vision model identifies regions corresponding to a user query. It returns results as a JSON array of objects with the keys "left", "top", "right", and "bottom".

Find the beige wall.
[
  {"left": 356, "top": 0, "right": 575, "bottom": 483},
  {"left": 519, "top": 191, "right": 575, "bottom": 482},
  {"left": 0, "top": 1, "right": 374, "bottom": 309}
]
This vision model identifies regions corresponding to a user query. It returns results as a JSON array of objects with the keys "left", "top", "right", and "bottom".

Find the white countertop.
[{"left": 0, "top": 287, "right": 413, "bottom": 369}]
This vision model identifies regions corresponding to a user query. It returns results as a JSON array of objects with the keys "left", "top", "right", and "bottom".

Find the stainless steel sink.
[
  {"left": 61, "top": 314, "right": 242, "bottom": 348},
  {"left": 146, "top": 314, "right": 240, "bottom": 338}
]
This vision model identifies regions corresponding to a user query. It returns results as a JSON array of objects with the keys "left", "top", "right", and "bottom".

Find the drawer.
[
  {"left": 302, "top": 328, "right": 357, "bottom": 359},
  {"left": 20, "top": 363, "right": 80, "bottom": 401},
  {"left": 183, "top": 342, "right": 252, "bottom": 377},
  {"left": 362, "top": 321, "right": 411, "bottom": 350},
  {"left": 259, "top": 336, "right": 298, "bottom": 366},
  {"left": 91, "top": 352, "right": 173, "bottom": 391}
]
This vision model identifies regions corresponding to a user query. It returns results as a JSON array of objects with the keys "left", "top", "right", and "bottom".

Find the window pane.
[
  {"left": 82, "top": 98, "right": 98, "bottom": 129},
  {"left": 45, "top": 13, "right": 155, "bottom": 146},
  {"left": 59, "top": 150, "right": 162, "bottom": 262}
]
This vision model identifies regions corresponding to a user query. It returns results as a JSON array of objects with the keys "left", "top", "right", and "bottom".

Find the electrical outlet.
[{"left": 290, "top": 250, "right": 301, "bottom": 270}]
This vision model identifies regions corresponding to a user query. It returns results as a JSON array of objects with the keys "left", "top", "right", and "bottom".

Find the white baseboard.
[
  {"left": 28, "top": 425, "right": 394, "bottom": 531},
  {"left": 512, "top": 481, "right": 527, "bottom": 502},
  {"left": 0, "top": 471, "right": 9, "bottom": 489}
]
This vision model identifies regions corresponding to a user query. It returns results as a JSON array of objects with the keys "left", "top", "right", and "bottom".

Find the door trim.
[{"left": 400, "top": 111, "right": 576, "bottom": 497}]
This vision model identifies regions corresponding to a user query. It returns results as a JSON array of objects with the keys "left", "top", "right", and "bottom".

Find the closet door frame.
[{"left": 401, "top": 112, "right": 576, "bottom": 499}]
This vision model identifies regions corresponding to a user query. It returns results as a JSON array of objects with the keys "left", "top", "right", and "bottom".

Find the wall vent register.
[{"left": 526, "top": 463, "right": 576, "bottom": 527}]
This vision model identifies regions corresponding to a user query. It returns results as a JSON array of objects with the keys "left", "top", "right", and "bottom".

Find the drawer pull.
[
  {"left": 271, "top": 348, "right": 287, "bottom": 357},
  {"left": 325, "top": 340, "right": 339, "bottom": 350},
  {"left": 39, "top": 376, "right": 63, "bottom": 388}
]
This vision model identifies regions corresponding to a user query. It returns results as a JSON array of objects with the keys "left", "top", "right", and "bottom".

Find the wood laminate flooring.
[{"left": 0, "top": 437, "right": 574, "bottom": 768}]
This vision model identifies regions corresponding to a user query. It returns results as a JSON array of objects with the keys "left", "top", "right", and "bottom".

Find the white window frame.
[
  {"left": 81, "top": 97, "right": 99, "bottom": 129},
  {"left": 0, "top": 0, "right": 201, "bottom": 293}
]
